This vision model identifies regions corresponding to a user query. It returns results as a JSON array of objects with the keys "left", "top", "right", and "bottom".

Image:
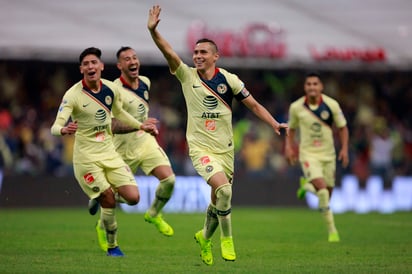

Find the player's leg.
[
  {"left": 190, "top": 152, "right": 220, "bottom": 265},
  {"left": 194, "top": 203, "right": 219, "bottom": 265},
  {"left": 73, "top": 163, "right": 115, "bottom": 254},
  {"left": 297, "top": 158, "right": 317, "bottom": 199},
  {"left": 143, "top": 165, "right": 175, "bottom": 236},
  {"left": 98, "top": 188, "right": 124, "bottom": 256},
  {"left": 107, "top": 160, "right": 140, "bottom": 206},
  {"left": 323, "top": 161, "right": 339, "bottom": 242},
  {"left": 297, "top": 176, "right": 317, "bottom": 199},
  {"left": 104, "top": 159, "right": 140, "bottom": 255},
  {"left": 209, "top": 172, "right": 236, "bottom": 262}
]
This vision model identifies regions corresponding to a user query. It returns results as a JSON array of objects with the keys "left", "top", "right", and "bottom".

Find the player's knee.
[
  {"left": 118, "top": 187, "right": 140, "bottom": 205},
  {"left": 216, "top": 183, "right": 232, "bottom": 200},
  {"left": 160, "top": 174, "right": 175, "bottom": 192},
  {"left": 215, "top": 184, "right": 232, "bottom": 213}
]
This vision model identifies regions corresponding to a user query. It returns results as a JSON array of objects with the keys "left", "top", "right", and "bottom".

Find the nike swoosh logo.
[
  {"left": 192, "top": 85, "right": 201, "bottom": 88},
  {"left": 129, "top": 100, "right": 135, "bottom": 104},
  {"left": 82, "top": 103, "right": 90, "bottom": 107}
]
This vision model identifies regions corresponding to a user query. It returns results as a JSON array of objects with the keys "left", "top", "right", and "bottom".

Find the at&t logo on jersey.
[
  {"left": 95, "top": 109, "right": 106, "bottom": 123},
  {"left": 202, "top": 95, "right": 220, "bottom": 129}
]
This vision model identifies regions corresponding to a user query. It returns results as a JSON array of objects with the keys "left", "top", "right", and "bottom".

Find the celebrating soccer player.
[
  {"left": 285, "top": 71, "right": 349, "bottom": 242},
  {"left": 50, "top": 47, "right": 158, "bottom": 256},
  {"left": 147, "top": 5, "right": 288, "bottom": 265}
]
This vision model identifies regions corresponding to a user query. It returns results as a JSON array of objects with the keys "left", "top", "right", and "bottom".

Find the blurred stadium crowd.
[{"left": 0, "top": 60, "right": 411, "bottom": 188}]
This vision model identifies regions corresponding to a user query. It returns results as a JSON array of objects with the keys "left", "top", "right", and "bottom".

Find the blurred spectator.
[
  {"left": 368, "top": 117, "right": 395, "bottom": 188},
  {"left": 239, "top": 129, "right": 271, "bottom": 178}
]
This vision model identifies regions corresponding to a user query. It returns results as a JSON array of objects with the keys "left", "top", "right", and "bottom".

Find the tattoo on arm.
[{"left": 112, "top": 118, "right": 138, "bottom": 134}]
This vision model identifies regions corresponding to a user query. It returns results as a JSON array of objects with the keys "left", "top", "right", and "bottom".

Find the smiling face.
[
  {"left": 192, "top": 41, "right": 219, "bottom": 76},
  {"left": 304, "top": 75, "right": 323, "bottom": 102},
  {"left": 117, "top": 48, "right": 140, "bottom": 81},
  {"left": 79, "top": 54, "right": 104, "bottom": 86}
]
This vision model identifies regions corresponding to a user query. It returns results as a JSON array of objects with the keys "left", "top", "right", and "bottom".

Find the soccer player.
[
  {"left": 93, "top": 47, "right": 175, "bottom": 250},
  {"left": 147, "top": 5, "right": 288, "bottom": 265},
  {"left": 50, "top": 47, "right": 158, "bottom": 256},
  {"left": 285, "top": 71, "right": 349, "bottom": 243}
]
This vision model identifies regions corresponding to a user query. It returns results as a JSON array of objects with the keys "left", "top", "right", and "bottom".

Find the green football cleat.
[
  {"left": 144, "top": 212, "right": 174, "bottom": 236},
  {"left": 194, "top": 230, "right": 213, "bottom": 265},
  {"left": 296, "top": 176, "right": 308, "bottom": 200},
  {"left": 96, "top": 219, "right": 108, "bottom": 251},
  {"left": 328, "top": 231, "right": 340, "bottom": 243},
  {"left": 220, "top": 236, "right": 236, "bottom": 261}
]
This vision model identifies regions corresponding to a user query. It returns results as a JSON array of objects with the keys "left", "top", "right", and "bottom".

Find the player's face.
[
  {"left": 117, "top": 49, "right": 140, "bottom": 79},
  {"left": 192, "top": 42, "right": 219, "bottom": 71},
  {"left": 304, "top": 76, "right": 323, "bottom": 99},
  {"left": 80, "top": 54, "right": 104, "bottom": 83}
]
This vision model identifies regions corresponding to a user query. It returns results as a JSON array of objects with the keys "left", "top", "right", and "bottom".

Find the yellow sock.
[
  {"left": 317, "top": 189, "right": 337, "bottom": 233},
  {"left": 101, "top": 208, "right": 118, "bottom": 248},
  {"left": 215, "top": 184, "right": 233, "bottom": 238},
  {"left": 148, "top": 175, "right": 175, "bottom": 216},
  {"left": 203, "top": 203, "right": 219, "bottom": 239}
]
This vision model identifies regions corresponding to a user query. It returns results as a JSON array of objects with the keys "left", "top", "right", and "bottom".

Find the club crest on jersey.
[
  {"left": 321, "top": 110, "right": 330, "bottom": 120},
  {"left": 105, "top": 95, "right": 112, "bottom": 105},
  {"left": 217, "top": 83, "right": 228, "bottom": 94}
]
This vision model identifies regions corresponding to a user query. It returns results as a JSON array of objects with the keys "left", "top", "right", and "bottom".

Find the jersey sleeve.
[
  {"left": 111, "top": 84, "right": 142, "bottom": 129},
  {"left": 331, "top": 100, "right": 347, "bottom": 128},
  {"left": 287, "top": 102, "right": 299, "bottom": 129},
  {"left": 50, "top": 93, "right": 74, "bottom": 136},
  {"left": 139, "top": 76, "right": 151, "bottom": 90}
]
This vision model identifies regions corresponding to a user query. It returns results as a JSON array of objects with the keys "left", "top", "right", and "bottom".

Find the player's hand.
[
  {"left": 140, "top": 118, "right": 159, "bottom": 136},
  {"left": 274, "top": 122, "right": 289, "bottom": 136},
  {"left": 284, "top": 145, "right": 297, "bottom": 166},
  {"left": 338, "top": 149, "right": 349, "bottom": 168},
  {"left": 148, "top": 5, "right": 161, "bottom": 31},
  {"left": 61, "top": 121, "right": 78, "bottom": 135}
]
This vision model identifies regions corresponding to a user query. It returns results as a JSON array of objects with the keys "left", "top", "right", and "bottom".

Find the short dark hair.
[
  {"left": 196, "top": 38, "right": 219, "bottom": 53},
  {"left": 79, "top": 47, "right": 102, "bottom": 64},
  {"left": 116, "top": 46, "right": 132, "bottom": 59},
  {"left": 304, "top": 71, "right": 322, "bottom": 81}
]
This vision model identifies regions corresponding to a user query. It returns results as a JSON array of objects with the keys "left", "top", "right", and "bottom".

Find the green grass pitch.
[{"left": 0, "top": 207, "right": 411, "bottom": 273}]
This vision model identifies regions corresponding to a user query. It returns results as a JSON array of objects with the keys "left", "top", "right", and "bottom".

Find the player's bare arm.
[
  {"left": 338, "top": 126, "right": 349, "bottom": 168},
  {"left": 148, "top": 5, "right": 181, "bottom": 72},
  {"left": 112, "top": 117, "right": 159, "bottom": 136},
  {"left": 241, "top": 93, "right": 288, "bottom": 135},
  {"left": 285, "top": 128, "right": 298, "bottom": 165},
  {"left": 61, "top": 121, "right": 78, "bottom": 135}
]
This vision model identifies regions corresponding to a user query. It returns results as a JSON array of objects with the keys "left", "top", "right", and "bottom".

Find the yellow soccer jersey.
[
  {"left": 112, "top": 76, "right": 152, "bottom": 158},
  {"left": 288, "top": 94, "right": 347, "bottom": 161},
  {"left": 174, "top": 62, "right": 250, "bottom": 153},
  {"left": 51, "top": 78, "right": 141, "bottom": 163}
]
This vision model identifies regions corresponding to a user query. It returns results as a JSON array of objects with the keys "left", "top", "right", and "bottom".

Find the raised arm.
[{"left": 147, "top": 5, "right": 182, "bottom": 73}]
